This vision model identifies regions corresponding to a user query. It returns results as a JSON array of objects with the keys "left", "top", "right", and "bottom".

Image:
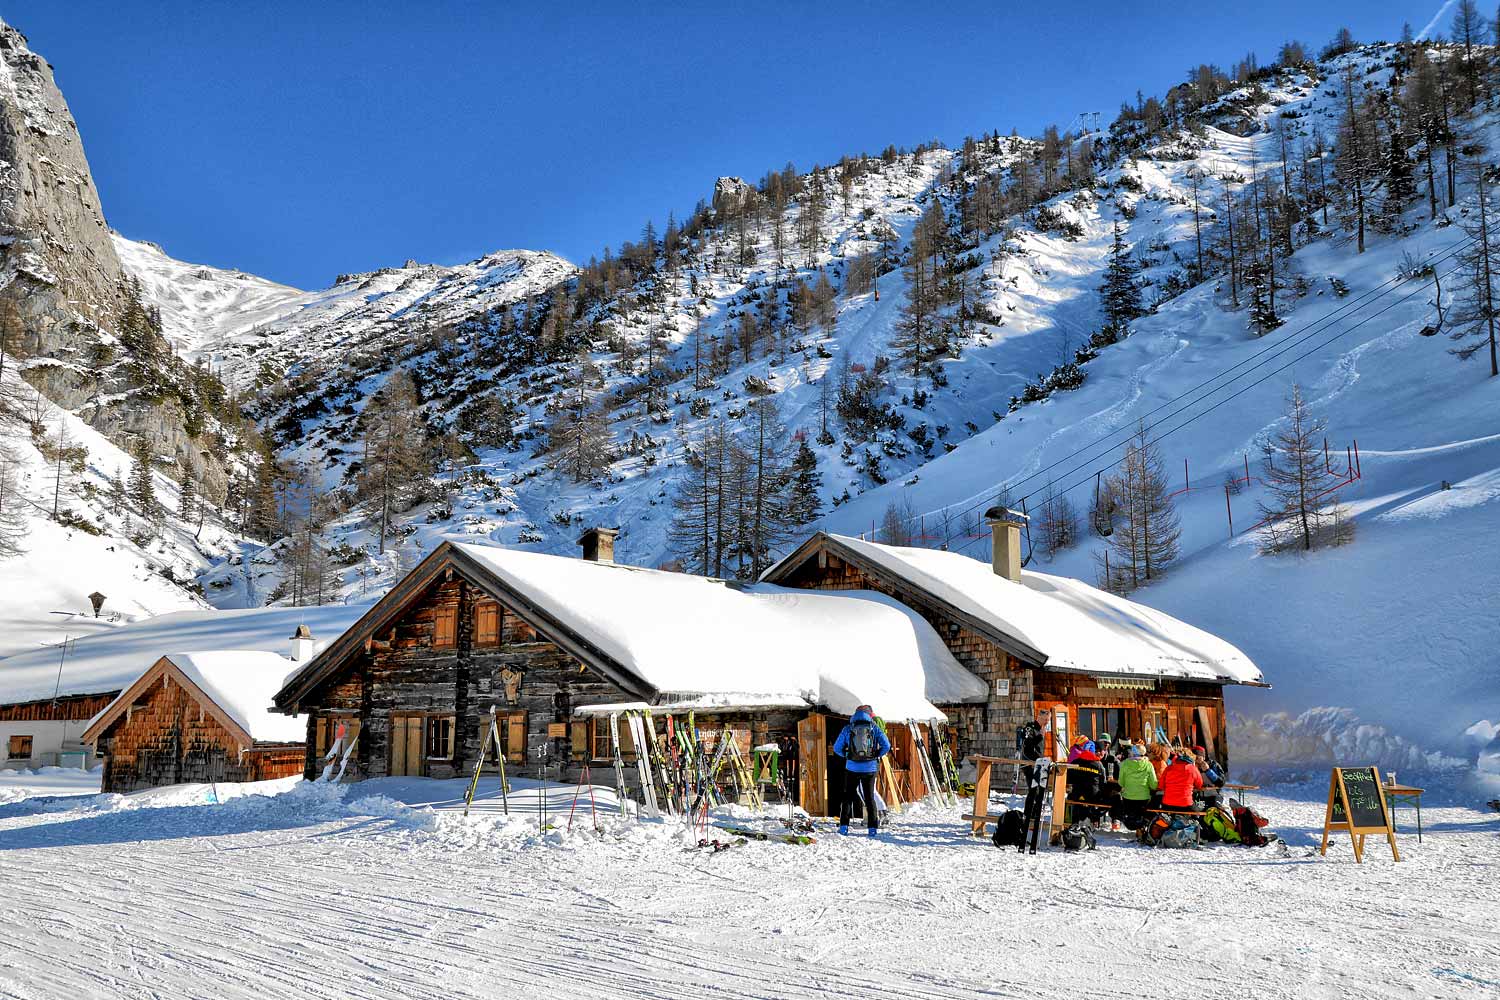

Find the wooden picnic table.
[
  {"left": 966, "top": 756, "right": 1072, "bottom": 844},
  {"left": 1384, "top": 783, "right": 1425, "bottom": 842}
]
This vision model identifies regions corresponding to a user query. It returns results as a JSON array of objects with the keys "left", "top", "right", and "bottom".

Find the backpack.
[
  {"left": 1157, "top": 816, "right": 1200, "bottom": 849},
  {"left": 1146, "top": 813, "right": 1171, "bottom": 842},
  {"left": 992, "top": 809, "right": 1027, "bottom": 849},
  {"left": 1232, "top": 804, "right": 1271, "bottom": 847},
  {"left": 1061, "top": 820, "right": 1097, "bottom": 852},
  {"left": 846, "top": 722, "right": 878, "bottom": 762},
  {"left": 1203, "top": 804, "right": 1241, "bottom": 844}
]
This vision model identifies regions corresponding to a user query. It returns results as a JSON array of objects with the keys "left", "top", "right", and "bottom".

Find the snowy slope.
[
  {"left": 0, "top": 601, "right": 368, "bottom": 703},
  {"left": 112, "top": 235, "right": 309, "bottom": 357}
]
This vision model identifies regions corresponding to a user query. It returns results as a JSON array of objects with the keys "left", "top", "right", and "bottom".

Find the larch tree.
[
  {"left": 1452, "top": 0, "right": 1488, "bottom": 110},
  {"left": 669, "top": 419, "right": 735, "bottom": 577},
  {"left": 1448, "top": 149, "right": 1500, "bottom": 377},
  {"left": 547, "top": 351, "right": 613, "bottom": 483},
  {"left": 1096, "top": 422, "right": 1179, "bottom": 592},
  {"left": 1037, "top": 481, "right": 1079, "bottom": 559},
  {"left": 359, "top": 369, "right": 432, "bottom": 553},
  {"left": 1257, "top": 384, "right": 1352, "bottom": 552},
  {"left": 1335, "top": 64, "right": 1378, "bottom": 254},
  {"left": 0, "top": 439, "right": 28, "bottom": 559},
  {"left": 736, "top": 398, "right": 793, "bottom": 579},
  {"left": 40, "top": 420, "right": 84, "bottom": 521}
]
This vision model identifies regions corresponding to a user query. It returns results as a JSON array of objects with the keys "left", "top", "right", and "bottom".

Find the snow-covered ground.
[
  {"left": 0, "top": 776, "right": 1495, "bottom": 998},
  {"left": 0, "top": 764, "right": 100, "bottom": 804}
]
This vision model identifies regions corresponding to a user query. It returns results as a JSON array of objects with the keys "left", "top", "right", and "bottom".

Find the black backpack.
[
  {"left": 992, "top": 809, "right": 1027, "bottom": 849},
  {"left": 846, "top": 721, "right": 878, "bottom": 762},
  {"left": 1061, "top": 820, "right": 1097, "bottom": 852}
]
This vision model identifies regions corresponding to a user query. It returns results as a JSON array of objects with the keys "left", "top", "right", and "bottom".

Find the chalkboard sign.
[
  {"left": 1321, "top": 766, "right": 1400, "bottom": 863},
  {"left": 1330, "top": 766, "right": 1388, "bottom": 830}
]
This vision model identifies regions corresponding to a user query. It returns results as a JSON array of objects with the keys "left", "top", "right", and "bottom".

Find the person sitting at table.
[
  {"left": 1114, "top": 742, "right": 1158, "bottom": 830},
  {"left": 1160, "top": 751, "right": 1204, "bottom": 812},
  {"left": 1146, "top": 742, "right": 1170, "bottom": 784},
  {"left": 1067, "top": 744, "right": 1108, "bottom": 824},
  {"left": 1066, "top": 734, "right": 1092, "bottom": 763}
]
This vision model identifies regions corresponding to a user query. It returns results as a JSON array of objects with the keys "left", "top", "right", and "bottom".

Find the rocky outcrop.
[
  {"left": 712, "top": 176, "right": 754, "bottom": 217},
  {"left": 0, "top": 19, "right": 233, "bottom": 485},
  {"left": 0, "top": 19, "right": 122, "bottom": 336}
]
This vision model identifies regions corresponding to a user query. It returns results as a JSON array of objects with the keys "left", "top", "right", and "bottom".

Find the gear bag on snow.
[
  {"left": 1061, "top": 820, "right": 1097, "bottom": 852},
  {"left": 1232, "top": 802, "right": 1271, "bottom": 847},
  {"left": 846, "top": 721, "right": 879, "bottom": 762},
  {"left": 1156, "top": 815, "right": 1200, "bottom": 849},
  {"left": 992, "top": 809, "right": 1027, "bottom": 849},
  {"left": 1203, "top": 804, "right": 1241, "bottom": 844}
]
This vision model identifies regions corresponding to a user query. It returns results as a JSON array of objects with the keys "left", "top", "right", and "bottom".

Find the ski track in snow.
[{"left": 0, "top": 781, "right": 1496, "bottom": 999}]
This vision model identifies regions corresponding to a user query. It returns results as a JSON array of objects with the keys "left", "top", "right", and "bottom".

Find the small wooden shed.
[{"left": 83, "top": 651, "right": 306, "bottom": 793}]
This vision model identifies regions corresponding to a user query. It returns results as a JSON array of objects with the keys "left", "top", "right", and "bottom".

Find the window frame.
[
  {"left": 425, "top": 715, "right": 456, "bottom": 761},
  {"left": 7, "top": 734, "right": 33, "bottom": 760}
]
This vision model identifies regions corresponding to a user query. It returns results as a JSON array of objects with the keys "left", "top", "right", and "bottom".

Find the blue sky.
[{"left": 14, "top": 1, "right": 1441, "bottom": 289}]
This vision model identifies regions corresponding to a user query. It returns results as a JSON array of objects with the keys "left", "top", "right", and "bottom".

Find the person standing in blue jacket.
[{"left": 832, "top": 705, "right": 892, "bottom": 837}]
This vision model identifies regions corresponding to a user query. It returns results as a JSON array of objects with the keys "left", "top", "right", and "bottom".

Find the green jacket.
[{"left": 1118, "top": 757, "right": 1159, "bottom": 801}]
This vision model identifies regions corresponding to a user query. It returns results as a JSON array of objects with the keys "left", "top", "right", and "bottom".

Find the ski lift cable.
[
  {"left": 943, "top": 245, "right": 1475, "bottom": 557},
  {"left": 896, "top": 231, "right": 1476, "bottom": 535}
]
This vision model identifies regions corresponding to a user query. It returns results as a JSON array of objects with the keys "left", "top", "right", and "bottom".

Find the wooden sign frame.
[{"left": 1320, "top": 766, "right": 1400, "bottom": 863}]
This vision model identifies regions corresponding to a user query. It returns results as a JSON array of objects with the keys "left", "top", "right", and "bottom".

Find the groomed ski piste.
[{"left": 1, "top": 771, "right": 1496, "bottom": 998}]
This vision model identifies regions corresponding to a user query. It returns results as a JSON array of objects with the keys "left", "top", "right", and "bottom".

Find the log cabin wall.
[
  {"left": 0, "top": 692, "right": 118, "bottom": 722},
  {"left": 776, "top": 550, "right": 1033, "bottom": 760},
  {"left": 1031, "top": 672, "right": 1230, "bottom": 764},
  {"left": 95, "top": 674, "right": 259, "bottom": 793},
  {"left": 300, "top": 571, "right": 637, "bottom": 783}
]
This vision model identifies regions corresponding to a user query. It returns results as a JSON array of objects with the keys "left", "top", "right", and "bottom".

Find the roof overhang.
[
  {"left": 82, "top": 657, "right": 255, "bottom": 748},
  {"left": 273, "top": 542, "right": 658, "bottom": 714},
  {"left": 761, "top": 532, "right": 1049, "bottom": 668}
]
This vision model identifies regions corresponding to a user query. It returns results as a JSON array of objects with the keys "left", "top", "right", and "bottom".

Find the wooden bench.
[{"left": 1066, "top": 799, "right": 1207, "bottom": 818}]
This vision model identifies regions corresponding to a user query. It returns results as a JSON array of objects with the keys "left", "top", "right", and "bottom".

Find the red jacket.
[{"left": 1160, "top": 757, "right": 1204, "bottom": 808}]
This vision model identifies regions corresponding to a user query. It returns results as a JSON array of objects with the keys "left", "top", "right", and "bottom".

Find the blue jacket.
[{"left": 832, "top": 709, "right": 892, "bottom": 774}]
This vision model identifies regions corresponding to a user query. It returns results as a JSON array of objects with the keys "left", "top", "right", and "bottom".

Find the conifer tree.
[
  {"left": 785, "top": 438, "right": 823, "bottom": 526},
  {"left": 177, "top": 473, "right": 197, "bottom": 527},
  {"left": 736, "top": 399, "right": 793, "bottom": 578},
  {"left": 128, "top": 437, "right": 159, "bottom": 525},
  {"left": 1099, "top": 221, "right": 1143, "bottom": 335},
  {"left": 669, "top": 419, "right": 735, "bottom": 577}
]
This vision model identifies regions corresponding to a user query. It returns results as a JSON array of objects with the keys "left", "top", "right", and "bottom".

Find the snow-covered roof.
[
  {"left": 160, "top": 651, "right": 306, "bottom": 743},
  {"left": 453, "top": 543, "right": 987, "bottom": 720},
  {"left": 0, "top": 604, "right": 369, "bottom": 707},
  {"left": 770, "top": 535, "right": 1263, "bottom": 686}
]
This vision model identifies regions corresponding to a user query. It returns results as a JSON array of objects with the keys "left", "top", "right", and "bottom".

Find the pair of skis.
[
  {"left": 713, "top": 823, "right": 815, "bottom": 846},
  {"left": 318, "top": 721, "right": 359, "bottom": 784},
  {"left": 909, "top": 721, "right": 955, "bottom": 807}
]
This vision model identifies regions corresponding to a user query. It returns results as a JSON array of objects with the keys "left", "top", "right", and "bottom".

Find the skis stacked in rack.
[
  {"left": 625, "top": 712, "right": 661, "bottom": 818},
  {"left": 608, "top": 712, "right": 632, "bottom": 818},
  {"left": 909, "top": 721, "right": 955, "bottom": 807}
]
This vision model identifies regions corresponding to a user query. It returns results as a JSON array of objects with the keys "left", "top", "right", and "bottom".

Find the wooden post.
[
  {"left": 969, "top": 758, "right": 993, "bottom": 836},
  {"left": 1048, "top": 762, "right": 1070, "bottom": 845}
]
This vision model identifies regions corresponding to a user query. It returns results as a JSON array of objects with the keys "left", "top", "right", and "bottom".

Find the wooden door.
[
  {"left": 390, "top": 714, "right": 424, "bottom": 777},
  {"left": 797, "top": 714, "right": 827, "bottom": 817}
]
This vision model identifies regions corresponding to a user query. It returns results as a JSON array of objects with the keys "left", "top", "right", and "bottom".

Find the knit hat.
[
  {"left": 1098, "top": 732, "right": 1113, "bottom": 744},
  {"left": 1129, "top": 744, "right": 1145, "bottom": 758},
  {"left": 1192, "top": 745, "right": 1205, "bottom": 755},
  {"left": 1083, "top": 740, "right": 1097, "bottom": 754}
]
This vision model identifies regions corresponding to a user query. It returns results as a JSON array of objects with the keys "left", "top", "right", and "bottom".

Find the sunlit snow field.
[{"left": 0, "top": 774, "right": 1495, "bottom": 998}]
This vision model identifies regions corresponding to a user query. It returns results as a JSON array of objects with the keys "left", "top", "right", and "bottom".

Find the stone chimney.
[
  {"left": 289, "top": 623, "right": 316, "bottom": 663},
  {"left": 983, "top": 506, "right": 1025, "bottom": 583},
  {"left": 577, "top": 527, "right": 620, "bottom": 564}
]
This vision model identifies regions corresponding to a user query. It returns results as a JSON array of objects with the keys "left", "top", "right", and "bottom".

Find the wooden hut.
[
  {"left": 0, "top": 691, "right": 118, "bottom": 770},
  {"left": 761, "top": 517, "right": 1266, "bottom": 766},
  {"left": 271, "top": 532, "right": 986, "bottom": 814},
  {"left": 83, "top": 651, "right": 307, "bottom": 793}
]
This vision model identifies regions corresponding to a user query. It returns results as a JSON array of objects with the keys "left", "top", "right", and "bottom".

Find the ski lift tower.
[{"left": 1071, "top": 110, "right": 1102, "bottom": 137}]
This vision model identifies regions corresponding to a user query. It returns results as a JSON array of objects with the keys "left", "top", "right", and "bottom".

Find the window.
[
  {"left": 426, "top": 716, "right": 455, "bottom": 759},
  {"left": 315, "top": 716, "right": 359, "bottom": 761},
  {"left": 588, "top": 717, "right": 633, "bottom": 760},
  {"left": 433, "top": 607, "right": 457, "bottom": 647},
  {"left": 1076, "top": 708, "right": 1126, "bottom": 743},
  {"left": 475, "top": 603, "right": 500, "bottom": 645},
  {"left": 7, "top": 735, "right": 32, "bottom": 760}
]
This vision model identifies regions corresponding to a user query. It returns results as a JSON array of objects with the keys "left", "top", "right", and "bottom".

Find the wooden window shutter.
[
  {"left": 314, "top": 718, "right": 330, "bottom": 758},
  {"left": 434, "top": 607, "right": 457, "bottom": 647},
  {"left": 618, "top": 717, "right": 635, "bottom": 757},
  {"left": 506, "top": 712, "right": 527, "bottom": 763},
  {"left": 476, "top": 603, "right": 499, "bottom": 645},
  {"left": 570, "top": 722, "right": 588, "bottom": 761}
]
